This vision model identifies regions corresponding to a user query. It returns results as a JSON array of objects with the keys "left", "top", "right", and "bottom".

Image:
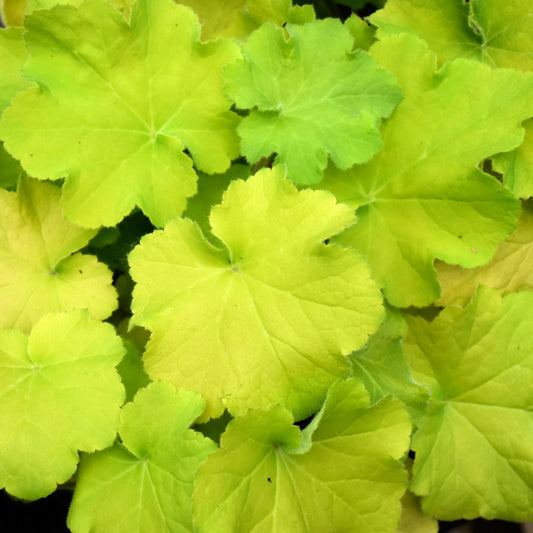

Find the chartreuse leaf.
[
  {"left": 177, "top": 0, "right": 315, "bottom": 42},
  {"left": 67, "top": 381, "right": 215, "bottom": 533},
  {"left": 350, "top": 306, "right": 429, "bottom": 426},
  {"left": 436, "top": 201, "right": 533, "bottom": 306},
  {"left": 183, "top": 163, "right": 250, "bottom": 248},
  {"left": 0, "top": 27, "right": 29, "bottom": 111},
  {"left": 397, "top": 491, "right": 438, "bottom": 533},
  {"left": 129, "top": 167, "right": 383, "bottom": 421},
  {"left": 0, "top": 27, "right": 30, "bottom": 188},
  {"left": 223, "top": 19, "right": 402, "bottom": 185},
  {"left": 370, "top": 0, "right": 533, "bottom": 71},
  {"left": 0, "top": 0, "right": 240, "bottom": 228},
  {"left": 0, "top": 145, "right": 22, "bottom": 189},
  {"left": 369, "top": 0, "right": 533, "bottom": 199},
  {"left": 368, "top": 0, "right": 480, "bottom": 65},
  {"left": 404, "top": 287, "right": 533, "bottom": 520},
  {"left": 2, "top": 0, "right": 136, "bottom": 26},
  {"left": 24, "top": 0, "right": 134, "bottom": 16},
  {"left": 0, "top": 177, "right": 117, "bottom": 333},
  {"left": 493, "top": 120, "right": 533, "bottom": 199},
  {"left": 193, "top": 379, "right": 411, "bottom": 533},
  {"left": 0, "top": 0, "right": 25, "bottom": 26},
  {"left": 0, "top": 310, "right": 125, "bottom": 500},
  {"left": 322, "top": 34, "right": 528, "bottom": 308},
  {"left": 345, "top": 13, "right": 376, "bottom": 51}
]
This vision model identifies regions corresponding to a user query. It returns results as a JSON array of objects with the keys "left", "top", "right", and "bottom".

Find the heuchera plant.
[{"left": 0, "top": 0, "right": 533, "bottom": 531}]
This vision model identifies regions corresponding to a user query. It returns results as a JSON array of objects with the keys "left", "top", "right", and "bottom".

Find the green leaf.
[
  {"left": 24, "top": 0, "right": 134, "bottom": 17},
  {"left": 350, "top": 306, "right": 429, "bottom": 426},
  {"left": 129, "top": 167, "right": 383, "bottom": 421},
  {"left": 176, "top": 0, "right": 313, "bottom": 42},
  {"left": 397, "top": 490, "right": 438, "bottom": 533},
  {"left": 0, "top": 144, "right": 23, "bottom": 189},
  {"left": 321, "top": 34, "right": 528, "bottom": 307},
  {"left": 436, "top": 201, "right": 533, "bottom": 306},
  {"left": 0, "top": 310, "right": 125, "bottom": 500},
  {"left": 345, "top": 13, "right": 377, "bottom": 51},
  {"left": 369, "top": 0, "right": 533, "bottom": 202},
  {"left": 224, "top": 19, "right": 402, "bottom": 185},
  {"left": 0, "top": 177, "right": 117, "bottom": 333},
  {"left": 0, "top": 0, "right": 240, "bottom": 228},
  {"left": 493, "top": 119, "right": 533, "bottom": 199},
  {"left": 405, "top": 287, "right": 533, "bottom": 520},
  {"left": 183, "top": 163, "right": 251, "bottom": 248},
  {"left": 368, "top": 0, "right": 479, "bottom": 65},
  {"left": 1, "top": 0, "right": 26, "bottom": 26},
  {"left": 0, "top": 27, "right": 31, "bottom": 111},
  {"left": 369, "top": 0, "right": 533, "bottom": 71},
  {"left": 0, "top": 27, "right": 31, "bottom": 188},
  {"left": 194, "top": 378, "right": 411, "bottom": 533},
  {"left": 469, "top": 0, "right": 533, "bottom": 70},
  {"left": 68, "top": 381, "right": 216, "bottom": 533},
  {"left": 116, "top": 339, "right": 150, "bottom": 403}
]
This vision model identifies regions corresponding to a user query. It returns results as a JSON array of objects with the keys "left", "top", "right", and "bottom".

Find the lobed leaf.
[
  {"left": 0, "top": 26, "right": 30, "bottom": 188},
  {"left": 405, "top": 287, "right": 533, "bottom": 520},
  {"left": 350, "top": 305, "right": 429, "bottom": 426},
  {"left": 224, "top": 18, "right": 402, "bottom": 184},
  {"left": 0, "top": 177, "right": 117, "bottom": 333},
  {"left": 369, "top": 0, "right": 533, "bottom": 70},
  {"left": 369, "top": 0, "right": 533, "bottom": 199},
  {"left": 0, "top": 310, "right": 125, "bottom": 500},
  {"left": 322, "top": 34, "right": 529, "bottom": 307},
  {"left": 129, "top": 167, "right": 384, "bottom": 421},
  {"left": 68, "top": 381, "right": 216, "bottom": 533},
  {"left": 176, "top": 0, "right": 314, "bottom": 42},
  {"left": 0, "top": 0, "right": 240, "bottom": 228},
  {"left": 193, "top": 379, "right": 411, "bottom": 533},
  {"left": 436, "top": 201, "right": 533, "bottom": 306},
  {"left": 493, "top": 120, "right": 533, "bottom": 199}
]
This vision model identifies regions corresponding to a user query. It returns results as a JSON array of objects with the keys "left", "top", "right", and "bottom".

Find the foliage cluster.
[{"left": 1, "top": 0, "right": 533, "bottom": 531}]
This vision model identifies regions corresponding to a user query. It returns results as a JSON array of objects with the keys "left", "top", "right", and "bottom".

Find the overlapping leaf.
[
  {"left": 369, "top": 0, "right": 533, "bottom": 199},
  {"left": 397, "top": 490, "right": 438, "bottom": 533},
  {"left": 224, "top": 18, "right": 402, "bottom": 184},
  {"left": 183, "top": 163, "right": 250, "bottom": 248},
  {"left": 176, "top": 0, "right": 315, "bottom": 41},
  {"left": 0, "top": 26, "right": 30, "bottom": 188},
  {"left": 321, "top": 34, "right": 529, "bottom": 307},
  {"left": 369, "top": 0, "right": 533, "bottom": 70},
  {"left": 405, "top": 287, "right": 533, "bottom": 520},
  {"left": 0, "top": 310, "right": 125, "bottom": 500},
  {"left": 0, "top": 177, "right": 117, "bottom": 333},
  {"left": 1, "top": 0, "right": 134, "bottom": 25},
  {"left": 493, "top": 120, "right": 533, "bottom": 199},
  {"left": 129, "top": 167, "right": 383, "bottom": 421},
  {"left": 68, "top": 381, "right": 215, "bottom": 533},
  {"left": 193, "top": 379, "right": 411, "bottom": 533},
  {"left": 436, "top": 201, "right": 533, "bottom": 306},
  {"left": 350, "top": 306, "right": 428, "bottom": 426},
  {"left": 0, "top": 0, "right": 240, "bottom": 228}
]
